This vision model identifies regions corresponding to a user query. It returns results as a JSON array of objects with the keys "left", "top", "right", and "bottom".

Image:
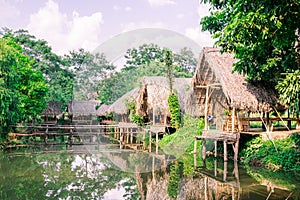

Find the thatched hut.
[
  {"left": 136, "top": 76, "right": 192, "bottom": 125},
  {"left": 185, "top": 47, "right": 280, "bottom": 131},
  {"left": 107, "top": 88, "right": 140, "bottom": 122},
  {"left": 41, "top": 101, "right": 63, "bottom": 124},
  {"left": 69, "top": 100, "right": 101, "bottom": 123}
]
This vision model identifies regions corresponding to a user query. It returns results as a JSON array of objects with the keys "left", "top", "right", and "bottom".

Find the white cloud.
[
  {"left": 177, "top": 13, "right": 184, "bottom": 19},
  {"left": 113, "top": 5, "right": 121, "bottom": 11},
  {"left": 26, "top": 0, "right": 103, "bottom": 55},
  {"left": 125, "top": 6, "right": 132, "bottom": 11},
  {"left": 0, "top": 0, "right": 20, "bottom": 26},
  {"left": 185, "top": 27, "right": 214, "bottom": 47},
  {"left": 147, "top": 0, "right": 176, "bottom": 7},
  {"left": 184, "top": 2, "right": 214, "bottom": 47},
  {"left": 121, "top": 22, "right": 165, "bottom": 33}
]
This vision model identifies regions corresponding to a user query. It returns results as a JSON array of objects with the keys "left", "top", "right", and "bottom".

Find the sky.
[{"left": 0, "top": 0, "right": 214, "bottom": 55}]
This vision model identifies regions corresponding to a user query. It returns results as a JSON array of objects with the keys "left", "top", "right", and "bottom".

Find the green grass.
[{"left": 159, "top": 115, "right": 204, "bottom": 158}]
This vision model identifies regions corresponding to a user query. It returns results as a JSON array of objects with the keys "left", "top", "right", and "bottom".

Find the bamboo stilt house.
[
  {"left": 185, "top": 47, "right": 281, "bottom": 131},
  {"left": 107, "top": 88, "right": 140, "bottom": 122},
  {"left": 68, "top": 100, "right": 101, "bottom": 123},
  {"left": 136, "top": 76, "right": 191, "bottom": 125}
]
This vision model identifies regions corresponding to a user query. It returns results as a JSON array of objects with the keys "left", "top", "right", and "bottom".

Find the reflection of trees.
[{"left": 0, "top": 152, "right": 140, "bottom": 199}]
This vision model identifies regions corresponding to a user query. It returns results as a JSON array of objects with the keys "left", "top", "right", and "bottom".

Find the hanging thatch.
[
  {"left": 68, "top": 100, "right": 101, "bottom": 116},
  {"left": 136, "top": 76, "right": 192, "bottom": 120},
  {"left": 42, "top": 101, "right": 62, "bottom": 116},
  {"left": 107, "top": 88, "right": 140, "bottom": 115},
  {"left": 185, "top": 47, "right": 280, "bottom": 116},
  {"left": 97, "top": 104, "right": 111, "bottom": 116}
]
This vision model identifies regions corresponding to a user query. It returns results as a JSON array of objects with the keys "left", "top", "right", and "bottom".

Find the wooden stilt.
[
  {"left": 224, "top": 140, "right": 227, "bottom": 162},
  {"left": 149, "top": 131, "right": 152, "bottom": 152},
  {"left": 233, "top": 133, "right": 240, "bottom": 161},
  {"left": 194, "top": 139, "right": 197, "bottom": 154},
  {"left": 156, "top": 132, "right": 159, "bottom": 154},
  {"left": 202, "top": 140, "right": 207, "bottom": 160},
  {"left": 223, "top": 160, "right": 227, "bottom": 181},
  {"left": 214, "top": 140, "right": 217, "bottom": 157}
]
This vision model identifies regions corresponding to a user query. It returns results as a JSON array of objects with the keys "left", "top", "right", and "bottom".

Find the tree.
[
  {"left": 201, "top": 0, "right": 300, "bottom": 111},
  {"left": 65, "top": 48, "right": 115, "bottom": 100},
  {"left": 1, "top": 29, "right": 74, "bottom": 109},
  {"left": 0, "top": 38, "right": 48, "bottom": 135},
  {"left": 98, "top": 44, "right": 198, "bottom": 105}
]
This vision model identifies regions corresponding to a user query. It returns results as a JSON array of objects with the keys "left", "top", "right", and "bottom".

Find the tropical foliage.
[
  {"left": 1, "top": 29, "right": 75, "bottom": 109},
  {"left": 0, "top": 38, "right": 48, "bottom": 136},
  {"left": 201, "top": 0, "right": 300, "bottom": 112},
  {"left": 65, "top": 48, "right": 115, "bottom": 100},
  {"left": 241, "top": 134, "right": 300, "bottom": 172},
  {"left": 97, "top": 43, "right": 197, "bottom": 105}
]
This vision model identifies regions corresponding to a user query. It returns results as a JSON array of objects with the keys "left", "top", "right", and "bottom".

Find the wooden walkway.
[{"left": 8, "top": 123, "right": 167, "bottom": 153}]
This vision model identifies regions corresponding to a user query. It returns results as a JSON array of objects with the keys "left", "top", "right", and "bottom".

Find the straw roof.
[
  {"left": 186, "top": 47, "right": 279, "bottom": 115},
  {"left": 42, "top": 101, "right": 62, "bottom": 115},
  {"left": 97, "top": 104, "right": 110, "bottom": 116},
  {"left": 136, "top": 76, "right": 192, "bottom": 117},
  {"left": 69, "top": 100, "right": 101, "bottom": 115},
  {"left": 107, "top": 88, "right": 140, "bottom": 115}
]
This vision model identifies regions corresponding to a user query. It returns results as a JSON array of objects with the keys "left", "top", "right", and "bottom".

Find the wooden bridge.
[{"left": 8, "top": 123, "right": 165, "bottom": 153}]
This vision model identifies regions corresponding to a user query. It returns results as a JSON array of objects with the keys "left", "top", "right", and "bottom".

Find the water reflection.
[{"left": 1, "top": 144, "right": 300, "bottom": 199}]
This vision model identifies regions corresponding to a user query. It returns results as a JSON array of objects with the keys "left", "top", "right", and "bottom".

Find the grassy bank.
[
  {"left": 159, "top": 115, "right": 204, "bottom": 158},
  {"left": 240, "top": 133, "right": 300, "bottom": 172}
]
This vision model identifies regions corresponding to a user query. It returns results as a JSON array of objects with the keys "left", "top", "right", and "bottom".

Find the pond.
[{"left": 1, "top": 138, "right": 300, "bottom": 200}]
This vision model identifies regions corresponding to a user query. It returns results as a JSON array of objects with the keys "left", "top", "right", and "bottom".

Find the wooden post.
[
  {"left": 224, "top": 140, "right": 227, "bottom": 162},
  {"left": 214, "top": 140, "right": 217, "bottom": 157},
  {"left": 202, "top": 140, "right": 207, "bottom": 160},
  {"left": 214, "top": 159, "right": 217, "bottom": 177},
  {"left": 234, "top": 133, "right": 240, "bottom": 161},
  {"left": 232, "top": 107, "right": 236, "bottom": 133},
  {"left": 156, "top": 132, "right": 159, "bottom": 154},
  {"left": 149, "top": 131, "right": 152, "bottom": 152},
  {"left": 70, "top": 128, "right": 73, "bottom": 147},
  {"left": 44, "top": 125, "right": 48, "bottom": 144},
  {"left": 223, "top": 160, "right": 228, "bottom": 181},
  {"left": 194, "top": 139, "right": 197, "bottom": 154},
  {"left": 204, "top": 86, "right": 209, "bottom": 130},
  {"left": 204, "top": 176, "right": 208, "bottom": 200}
]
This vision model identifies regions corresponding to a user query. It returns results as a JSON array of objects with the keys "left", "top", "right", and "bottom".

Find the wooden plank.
[{"left": 150, "top": 125, "right": 165, "bottom": 133}]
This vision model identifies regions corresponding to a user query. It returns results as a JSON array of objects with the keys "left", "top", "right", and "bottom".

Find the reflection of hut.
[
  {"left": 69, "top": 100, "right": 101, "bottom": 124},
  {"left": 136, "top": 76, "right": 191, "bottom": 126},
  {"left": 107, "top": 88, "right": 140, "bottom": 122},
  {"left": 42, "top": 101, "right": 62, "bottom": 124},
  {"left": 185, "top": 47, "right": 280, "bottom": 131}
]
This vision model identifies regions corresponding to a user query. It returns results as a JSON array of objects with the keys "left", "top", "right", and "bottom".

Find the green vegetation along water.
[{"left": 1, "top": 144, "right": 300, "bottom": 200}]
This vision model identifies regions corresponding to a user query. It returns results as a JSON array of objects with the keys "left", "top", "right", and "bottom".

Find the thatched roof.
[
  {"left": 97, "top": 104, "right": 110, "bottom": 116},
  {"left": 107, "top": 88, "right": 140, "bottom": 115},
  {"left": 42, "top": 101, "right": 62, "bottom": 115},
  {"left": 69, "top": 100, "right": 101, "bottom": 115},
  {"left": 186, "top": 47, "right": 279, "bottom": 115},
  {"left": 136, "top": 76, "right": 192, "bottom": 117}
]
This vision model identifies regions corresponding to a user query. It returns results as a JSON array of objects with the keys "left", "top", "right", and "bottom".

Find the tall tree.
[
  {"left": 65, "top": 49, "right": 115, "bottom": 100},
  {"left": 201, "top": 0, "right": 300, "bottom": 112},
  {"left": 1, "top": 29, "right": 74, "bottom": 109},
  {"left": 0, "top": 38, "right": 48, "bottom": 135},
  {"left": 98, "top": 44, "right": 198, "bottom": 105}
]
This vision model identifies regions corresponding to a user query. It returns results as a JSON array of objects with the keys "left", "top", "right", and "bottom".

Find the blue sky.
[{"left": 0, "top": 0, "right": 214, "bottom": 55}]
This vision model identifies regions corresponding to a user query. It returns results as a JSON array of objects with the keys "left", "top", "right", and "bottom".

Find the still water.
[{"left": 0, "top": 143, "right": 299, "bottom": 200}]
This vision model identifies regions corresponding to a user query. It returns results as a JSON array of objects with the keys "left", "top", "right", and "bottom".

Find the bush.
[{"left": 241, "top": 133, "right": 300, "bottom": 172}]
